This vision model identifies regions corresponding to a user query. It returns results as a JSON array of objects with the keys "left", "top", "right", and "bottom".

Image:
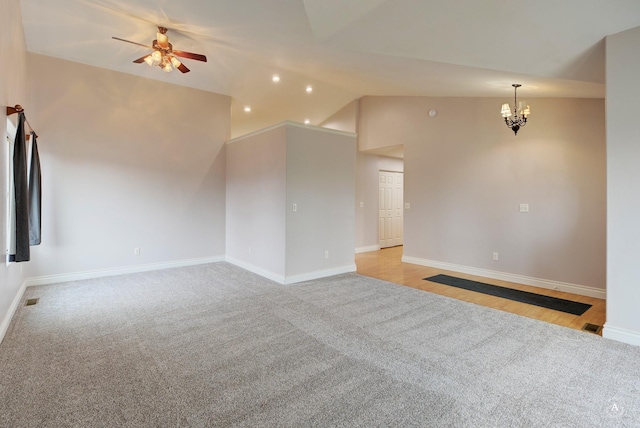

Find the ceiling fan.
[{"left": 112, "top": 26, "right": 207, "bottom": 73}]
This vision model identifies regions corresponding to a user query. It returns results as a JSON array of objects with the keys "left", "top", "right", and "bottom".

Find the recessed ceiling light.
[
  {"left": 306, "top": 85, "right": 313, "bottom": 93},
  {"left": 244, "top": 106, "right": 251, "bottom": 113},
  {"left": 304, "top": 119, "right": 310, "bottom": 125},
  {"left": 272, "top": 74, "right": 280, "bottom": 83}
]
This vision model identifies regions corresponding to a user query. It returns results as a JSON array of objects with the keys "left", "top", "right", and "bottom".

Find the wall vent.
[{"left": 582, "top": 323, "right": 602, "bottom": 335}]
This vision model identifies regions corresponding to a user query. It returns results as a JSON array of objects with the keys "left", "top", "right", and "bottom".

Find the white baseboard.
[
  {"left": 283, "top": 264, "right": 357, "bottom": 285},
  {"left": 0, "top": 280, "right": 27, "bottom": 345},
  {"left": 224, "top": 257, "right": 356, "bottom": 285},
  {"left": 24, "top": 256, "right": 225, "bottom": 287},
  {"left": 602, "top": 324, "right": 640, "bottom": 347},
  {"left": 355, "top": 245, "right": 380, "bottom": 254},
  {"left": 402, "top": 255, "right": 606, "bottom": 300},
  {"left": 224, "top": 256, "right": 285, "bottom": 284}
]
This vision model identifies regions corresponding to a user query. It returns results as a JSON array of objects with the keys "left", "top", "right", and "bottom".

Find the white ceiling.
[{"left": 19, "top": 0, "right": 640, "bottom": 138}]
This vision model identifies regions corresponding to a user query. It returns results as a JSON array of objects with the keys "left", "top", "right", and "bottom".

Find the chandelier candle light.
[{"left": 501, "top": 84, "right": 530, "bottom": 135}]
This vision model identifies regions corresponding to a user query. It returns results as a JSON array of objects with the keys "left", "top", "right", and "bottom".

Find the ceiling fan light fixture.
[
  {"left": 113, "top": 27, "right": 206, "bottom": 75},
  {"left": 170, "top": 57, "right": 181, "bottom": 68}
]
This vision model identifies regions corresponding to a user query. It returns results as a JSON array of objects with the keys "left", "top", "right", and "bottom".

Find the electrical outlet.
[
  {"left": 493, "top": 252, "right": 499, "bottom": 261},
  {"left": 359, "top": 201, "right": 364, "bottom": 208},
  {"left": 324, "top": 250, "right": 329, "bottom": 259},
  {"left": 293, "top": 203, "right": 297, "bottom": 212},
  {"left": 404, "top": 202, "right": 411, "bottom": 209},
  {"left": 134, "top": 248, "right": 140, "bottom": 256},
  {"left": 519, "top": 203, "right": 529, "bottom": 213},
  {"left": 248, "top": 246, "right": 252, "bottom": 255}
]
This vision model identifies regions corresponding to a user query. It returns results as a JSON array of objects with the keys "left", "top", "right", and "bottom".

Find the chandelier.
[{"left": 501, "top": 84, "right": 530, "bottom": 135}]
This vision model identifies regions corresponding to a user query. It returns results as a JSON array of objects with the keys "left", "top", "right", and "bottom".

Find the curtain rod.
[{"left": 6, "top": 104, "right": 38, "bottom": 139}]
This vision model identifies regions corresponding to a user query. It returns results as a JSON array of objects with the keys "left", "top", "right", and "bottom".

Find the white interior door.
[{"left": 379, "top": 171, "right": 403, "bottom": 248}]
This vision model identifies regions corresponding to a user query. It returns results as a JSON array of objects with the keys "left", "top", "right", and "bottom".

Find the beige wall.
[
  {"left": 225, "top": 125, "right": 288, "bottom": 278},
  {"left": 320, "top": 100, "right": 358, "bottom": 134},
  {"left": 355, "top": 153, "right": 403, "bottom": 251},
  {"left": 285, "top": 125, "right": 356, "bottom": 278},
  {"left": 1, "top": 0, "right": 29, "bottom": 340},
  {"left": 24, "top": 54, "right": 230, "bottom": 278},
  {"left": 320, "top": 99, "right": 406, "bottom": 252},
  {"left": 604, "top": 26, "right": 640, "bottom": 345},
  {"left": 359, "top": 97, "right": 426, "bottom": 152},
  {"left": 226, "top": 122, "right": 356, "bottom": 283},
  {"left": 360, "top": 96, "right": 606, "bottom": 291}
]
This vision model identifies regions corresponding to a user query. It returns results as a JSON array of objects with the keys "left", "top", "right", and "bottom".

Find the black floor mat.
[{"left": 424, "top": 274, "right": 592, "bottom": 315}]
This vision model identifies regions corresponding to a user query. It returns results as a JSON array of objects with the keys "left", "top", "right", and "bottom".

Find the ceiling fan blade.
[
  {"left": 172, "top": 50, "right": 207, "bottom": 62},
  {"left": 133, "top": 55, "right": 151, "bottom": 64},
  {"left": 177, "top": 62, "right": 190, "bottom": 73},
  {"left": 112, "top": 37, "right": 152, "bottom": 49}
]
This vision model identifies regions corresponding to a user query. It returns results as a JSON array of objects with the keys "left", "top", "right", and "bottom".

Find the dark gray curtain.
[
  {"left": 12, "top": 113, "right": 30, "bottom": 262},
  {"left": 29, "top": 131, "right": 42, "bottom": 246}
]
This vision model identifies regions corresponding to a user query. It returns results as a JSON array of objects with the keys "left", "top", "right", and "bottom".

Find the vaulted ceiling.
[{"left": 19, "top": 0, "right": 640, "bottom": 138}]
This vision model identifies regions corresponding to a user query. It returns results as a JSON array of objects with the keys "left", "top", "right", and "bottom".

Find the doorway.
[{"left": 378, "top": 170, "right": 403, "bottom": 248}]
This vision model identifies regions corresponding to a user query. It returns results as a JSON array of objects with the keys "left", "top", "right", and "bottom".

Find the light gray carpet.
[{"left": 1, "top": 262, "right": 639, "bottom": 427}]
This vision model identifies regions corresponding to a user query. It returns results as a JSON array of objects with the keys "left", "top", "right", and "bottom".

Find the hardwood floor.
[{"left": 355, "top": 246, "right": 606, "bottom": 334}]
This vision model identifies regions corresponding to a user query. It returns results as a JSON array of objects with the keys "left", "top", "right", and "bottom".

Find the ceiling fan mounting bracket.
[{"left": 152, "top": 40, "right": 173, "bottom": 53}]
